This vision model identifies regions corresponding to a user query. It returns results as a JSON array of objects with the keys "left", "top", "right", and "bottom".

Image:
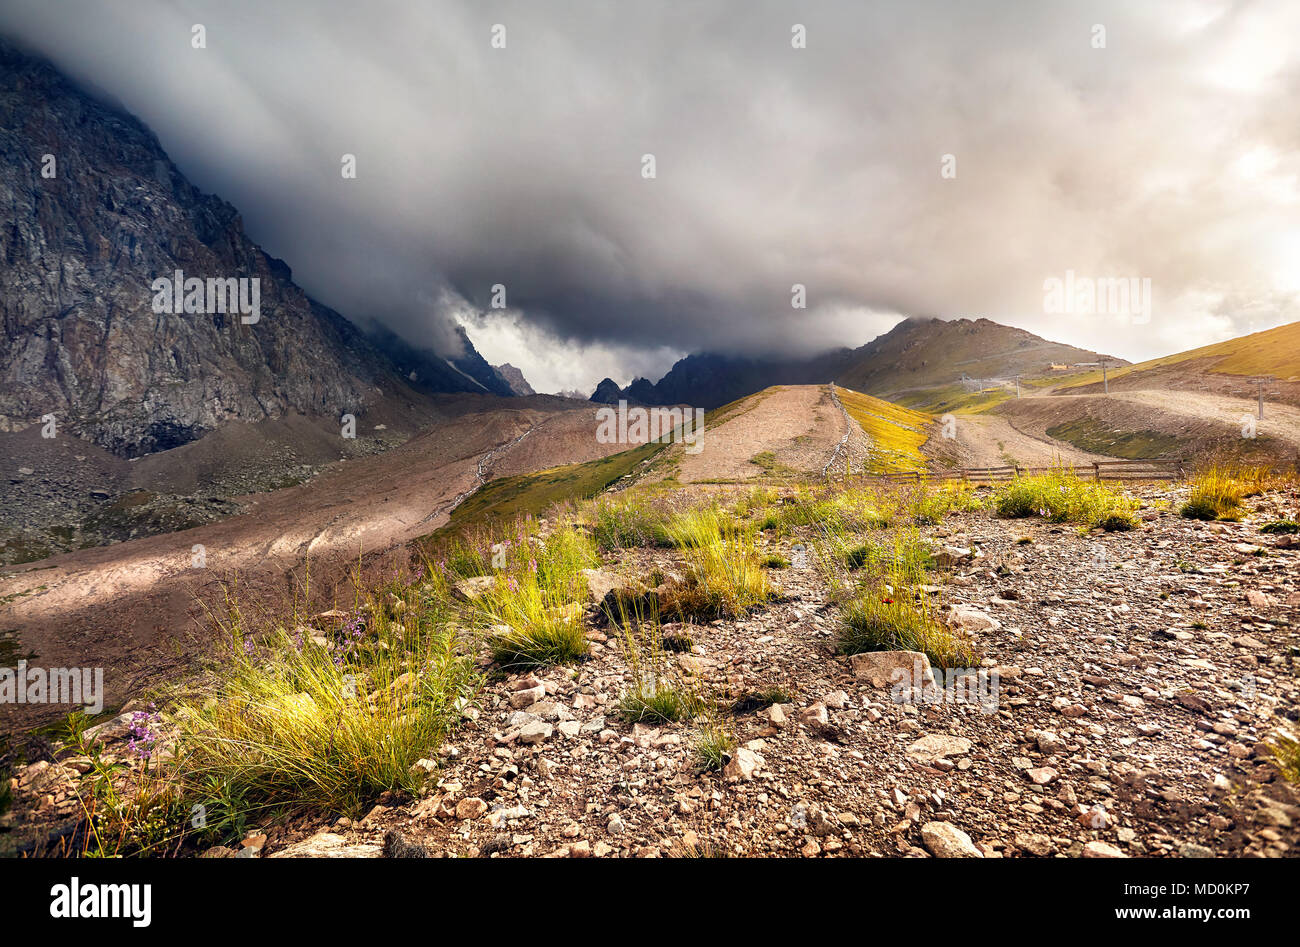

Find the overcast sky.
[{"left": 4, "top": 1, "right": 1298, "bottom": 393}]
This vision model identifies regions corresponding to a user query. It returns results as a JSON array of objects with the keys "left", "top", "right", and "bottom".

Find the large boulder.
[
  {"left": 906, "top": 734, "right": 973, "bottom": 764},
  {"left": 453, "top": 575, "right": 497, "bottom": 602},
  {"left": 850, "top": 650, "right": 935, "bottom": 688},
  {"left": 947, "top": 605, "right": 1000, "bottom": 633},
  {"left": 921, "top": 822, "right": 983, "bottom": 858}
]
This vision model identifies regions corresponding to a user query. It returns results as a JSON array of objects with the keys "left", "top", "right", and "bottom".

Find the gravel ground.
[{"left": 237, "top": 483, "right": 1300, "bottom": 859}]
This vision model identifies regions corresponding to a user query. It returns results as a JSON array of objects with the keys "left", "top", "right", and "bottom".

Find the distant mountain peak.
[
  {"left": 493, "top": 363, "right": 536, "bottom": 397},
  {"left": 590, "top": 378, "right": 624, "bottom": 404},
  {"left": 584, "top": 318, "right": 1125, "bottom": 410}
]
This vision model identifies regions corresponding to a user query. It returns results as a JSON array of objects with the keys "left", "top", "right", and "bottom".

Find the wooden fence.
[{"left": 848, "top": 457, "right": 1185, "bottom": 484}]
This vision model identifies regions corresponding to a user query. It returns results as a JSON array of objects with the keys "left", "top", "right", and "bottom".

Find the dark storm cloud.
[{"left": 3, "top": 0, "right": 1299, "bottom": 390}]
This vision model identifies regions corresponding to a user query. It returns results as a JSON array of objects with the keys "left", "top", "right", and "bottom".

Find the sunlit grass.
[
  {"left": 993, "top": 465, "right": 1139, "bottom": 530},
  {"left": 1266, "top": 723, "right": 1300, "bottom": 784},
  {"left": 1180, "top": 464, "right": 1280, "bottom": 521},
  {"left": 662, "top": 506, "right": 772, "bottom": 619},
  {"left": 458, "top": 519, "right": 598, "bottom": 669},
  {"left": 586, "top": 492, "right": 675, "bottom": 549},
  {"left": 171, "top": 576, "right": 478, "bottom": 818},
  {"left": 836, "top": 387, "right": 932, "bottom": 472},
  {"left": 837, "top": 585, "right": 974, "bottom": 669}
]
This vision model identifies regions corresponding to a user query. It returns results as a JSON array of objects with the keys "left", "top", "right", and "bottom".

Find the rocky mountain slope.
[
  {"left": 591, "top": 317, "right": 1122, "bottom": 409},
  {"left": 0, "top": 38, "right": 506, "bottom": 458},
  {"left": 492, "top": 363, "right": 536, "bottom": 397}
]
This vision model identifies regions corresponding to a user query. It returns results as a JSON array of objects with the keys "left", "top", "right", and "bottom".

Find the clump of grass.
[
  {"left": 489, "top": 619, "right": 589, "bottom": 670},
  {"left": 993, "top": 465, "right": 1139, "bottom": 529},
  {"left": 730, "top": 486, "right": 779, "bottom": 519},
  {"left": 613, "top": 600, "right": 711, "bottom": 725},
  {"left": 619, "top": 684, "right": 705, "bottom": 723},
  {"left": 1179, "top": 466, "right": 1254, "bottom": 521},
  {"left": 171, "top": 577, "right": 479, "bottom": 818},
  {"left": 761, "top": 553, "right": 790, "bottom": 569},
  {"left": 842, "top": 542, "right": 870, "bottom": 570},
  {"left": 1095, "top": 511, "right": 1138, "bottom": 532},
  {"left": 1265, "top": 724, "right": 1300, "bottom": 783},
  {"left": 730, "top": 686, "right": 792, "bottom": 714},
  {"left": 1260, "top": 520, "right": 1299, "bottom": 534},
  {"left": 668, "top": 835, "right": 732, "bottom": 858},
  {"left": 828, "top": 487, "right": 892, "bottom": 530},
  {"left": 912, "top": 482, "right": 982, "bottom": 524},
  {"left": 837, "top": 586, "right": 974, "bottom": 669},
  {"left": 694, "top": 722, "right": 736, "bottom": 771},
  {"left": 588, "top": 494, "right": 674, "bottom": 549},
  {"left": 775, "top": 487, "right": 839, "bottom": 529},
  {"left": 663, "top": 506, "right": 772, "bottom": 619},
  {"left": 451, "top": 519, "right": 598, "bottom": 670},
  {"left": 826, "top": 530, "right": 933, "bottom": 581}
]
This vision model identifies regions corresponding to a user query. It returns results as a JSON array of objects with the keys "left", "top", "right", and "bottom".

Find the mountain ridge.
[
  {"left": 0, "top": 37, "right": 509, "bottom": 457},
  {"left": 590, "top": 317, "right": 1126, "bottom": 409}
]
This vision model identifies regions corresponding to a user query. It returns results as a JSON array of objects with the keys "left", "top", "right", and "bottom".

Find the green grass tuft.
[
  {"left": 992, "top": 465, "right": 1139, "bottom": 529},
  {"left": 837, "top": 588, "right": 974, "bottom": 670}
]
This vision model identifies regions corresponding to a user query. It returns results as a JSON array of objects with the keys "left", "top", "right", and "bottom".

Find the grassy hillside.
[
  {"left": 836, "top": 386, "right": 932, "bottom": 472},
  {"left": 893, "top": 382, "right": 1015, "bottom": 415},
  {"left": 1043, "top": 417, "right": 1181, "bottom": 459},
  {"left": 1059, "top": 320, "right": 1300, "bottom": 390},
  {"left": 424, "top": 441, "right": 665, "bottom": 541},
  {"left": 834, "top": 317, "right": 1121, "bottom": 397}
]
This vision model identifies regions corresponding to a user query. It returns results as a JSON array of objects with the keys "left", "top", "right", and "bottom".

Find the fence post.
[{"left": 1093, "top": 463, "right": 1100, "bottom": 482}]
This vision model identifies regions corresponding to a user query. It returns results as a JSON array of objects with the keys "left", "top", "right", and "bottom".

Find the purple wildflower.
[{"left": 127, "top": 704, "right": 160, "bottom": 760}]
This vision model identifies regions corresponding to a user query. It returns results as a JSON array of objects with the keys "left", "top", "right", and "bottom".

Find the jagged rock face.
[
  {"left": 0, "top": 40, "right": 499, "bottom": 457},
  {"left": 367, "top": 323, "right": 515, "bottom": 398},
  {"left": 590, "top": 378, "right": 623, "bottom": 404},
  {"left": 492, "top": 363, "right": 535, "bottom": 397},
  {"left": 621, "top": 377, "right": 659, "bottom": 404}
]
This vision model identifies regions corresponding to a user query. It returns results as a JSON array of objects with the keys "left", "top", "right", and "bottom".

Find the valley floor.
[
  {"left": 15, "top": 480, "right": 1292, "bottom": 859},
  {"left": 5, "top": 382, "right": 1299, "bottom": 860},
  {"left": 0, "top": 399, "right": 631, "bottom": 729},
  {"left": 280, "top": 486, "right": 1293, "bottom": 859}
]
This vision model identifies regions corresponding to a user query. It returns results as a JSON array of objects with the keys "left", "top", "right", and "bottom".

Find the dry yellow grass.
[
  {"left": 1059, "top": 320, "right": 1300, "bottom": 389},
  {"left": 836, "top": 387, "right": 933, "bottom": 472}
]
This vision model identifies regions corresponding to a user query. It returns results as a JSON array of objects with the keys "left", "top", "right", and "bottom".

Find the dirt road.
[
  {"left": 669, "top": 386, "right": 853, "bottom": 483},
  {"left": 935, "top": 412, "right": 1111, "bottom": 468}
]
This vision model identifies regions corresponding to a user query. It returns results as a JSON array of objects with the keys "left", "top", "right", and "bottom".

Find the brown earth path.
[
  {"left": 669, "top": 386, "right": 851, "bottom": 483},
  {"left": 932, "top": 412, "right": 1111, "bottom": 469}
]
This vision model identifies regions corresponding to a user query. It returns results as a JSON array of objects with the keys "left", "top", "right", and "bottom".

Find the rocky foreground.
[{"left": 8, "top": 484, "right": 1300, "bottom": 858}]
